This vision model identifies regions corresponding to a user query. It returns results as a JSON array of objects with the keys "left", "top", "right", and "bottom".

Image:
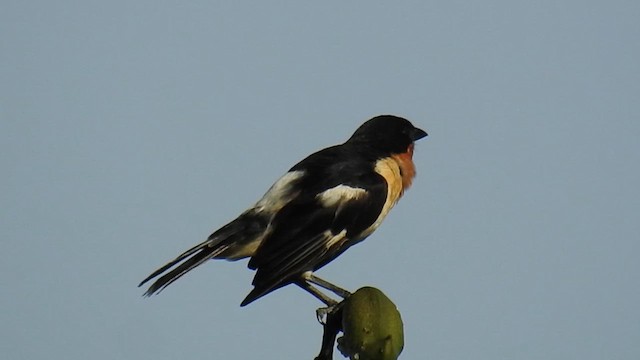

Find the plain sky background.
[{"left": 2, "top": 1, "right": 639, "bottom": 359}]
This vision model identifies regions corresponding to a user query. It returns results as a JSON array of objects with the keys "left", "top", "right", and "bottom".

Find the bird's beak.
[{"left": 410, "top": 127, "right": 428, "bottom": 141}]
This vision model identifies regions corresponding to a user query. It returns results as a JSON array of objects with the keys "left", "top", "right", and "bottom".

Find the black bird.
[{"left": 139, "top": 115, "right": 428, "bottom": 306}]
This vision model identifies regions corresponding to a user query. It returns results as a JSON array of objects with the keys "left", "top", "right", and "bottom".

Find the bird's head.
[{"left": 347, "top": 115, "right": 428, "bottom": 154}]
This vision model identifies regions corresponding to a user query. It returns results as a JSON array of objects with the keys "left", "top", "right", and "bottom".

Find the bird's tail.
[
  {"left": 138, "top": 240, "right": 221, "bottom": 296},
  {"left": 139, "top": 212, "right": 267, "bottom": 296}
]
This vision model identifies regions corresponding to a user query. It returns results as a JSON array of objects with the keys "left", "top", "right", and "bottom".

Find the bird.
[{"left": 139, "top": 115, "right": 428, "bottom": 306}]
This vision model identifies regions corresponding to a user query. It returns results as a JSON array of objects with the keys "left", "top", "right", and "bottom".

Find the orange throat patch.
[{"left": 392, "top": 143, "right": 417, "bottom": 190}]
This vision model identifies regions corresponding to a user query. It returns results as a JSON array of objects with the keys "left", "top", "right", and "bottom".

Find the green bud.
[{"left": 337, "top": 287, "right": 404, "bottom": 360}]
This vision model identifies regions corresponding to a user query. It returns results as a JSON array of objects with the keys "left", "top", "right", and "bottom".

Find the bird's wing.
[{"left": 241, "top": 166, "right": 389, "bottom": 305}]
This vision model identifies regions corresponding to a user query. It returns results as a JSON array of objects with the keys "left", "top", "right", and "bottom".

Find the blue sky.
[{"left": 2, "top": 1, "right": 639, "bottom": 359}]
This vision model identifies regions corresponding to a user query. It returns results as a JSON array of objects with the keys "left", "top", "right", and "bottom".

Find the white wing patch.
[
  {"left": 254, "top": 170, "right": 304, "bottom": 214},
  {"left": 316, "top": 184, "right": 367, "bottom": 207}
]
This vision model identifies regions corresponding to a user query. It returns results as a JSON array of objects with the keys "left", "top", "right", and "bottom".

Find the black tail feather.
[
  {"left": 140, "top": 242, "right": 221, "bottom": 296},
  {"left": 139, "top": 211, "right": 269, "bottom": 297},
  {"left": 138, "top": 241, "right": 210, "bottom": 290}
]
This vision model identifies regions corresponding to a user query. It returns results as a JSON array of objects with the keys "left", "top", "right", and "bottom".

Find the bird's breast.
[
  {"left": 353, "top": 154, "right": 407, "bottom": 240},
  {"left": 392, "top": 143, "right": 417, "bottom": 190},
  {"left": 373, "top": 157, "right": 405, "bottom": 219}
]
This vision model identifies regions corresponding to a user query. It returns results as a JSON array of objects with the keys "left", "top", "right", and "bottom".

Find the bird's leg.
[
  {"left": 302, "top": 272, "right": 352, "bottom": 299},
  {"left": 295, "top": 280, "right": 339, "bottom": 307}
]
